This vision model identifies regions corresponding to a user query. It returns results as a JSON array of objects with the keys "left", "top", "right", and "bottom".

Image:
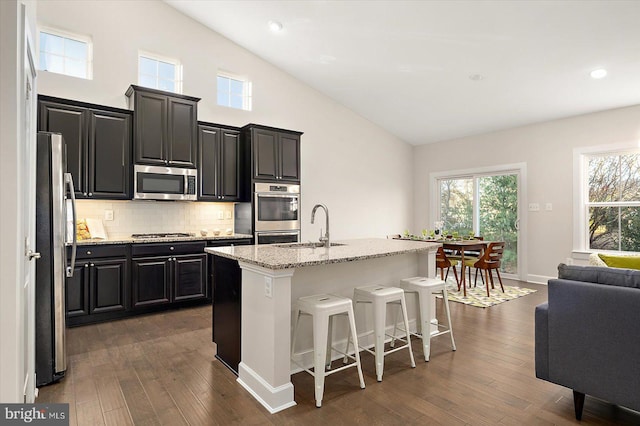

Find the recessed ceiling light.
[
  {"left": 590, "top": 68, "right": 607, "bottom": 79},
  {"left": 268, "top": 20, "right": 283, "bottom": 32},
  {"left": 469, "top": 74, "right": 484, "bottom": 81}
]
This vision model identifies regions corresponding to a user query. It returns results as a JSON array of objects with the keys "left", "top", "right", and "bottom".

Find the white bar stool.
[
  {"left": 291, "top": 294, "right": 365, "bottom": 408},
  {"left": 346, "top": 285, "right": 416, "bottom": 382},
  {"left": 397, "top": 276, "right": 456, "bottom": 361}
]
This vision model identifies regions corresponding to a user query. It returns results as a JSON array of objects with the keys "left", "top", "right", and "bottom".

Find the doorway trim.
[{"left": 429, "top": 162, "right": 528, "bottom": 282}]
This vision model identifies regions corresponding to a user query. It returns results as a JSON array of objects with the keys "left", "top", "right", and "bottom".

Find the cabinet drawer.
[
  {"left": 131, "top": 241, "right": 206, "bottom": 257},
  {"left": 74, "top": 244, "right": 128, "bottom": 259},
  {"left": 207, "top": 238, "right": 252, "bottom": 248}
]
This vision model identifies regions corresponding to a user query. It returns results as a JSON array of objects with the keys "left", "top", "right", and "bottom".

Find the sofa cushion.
[
  {"left": 558, "top": 263, "right": 640, "bottom": 289},
  {"left": 598, "top": 253, "right": 640, "bottom": 270}
]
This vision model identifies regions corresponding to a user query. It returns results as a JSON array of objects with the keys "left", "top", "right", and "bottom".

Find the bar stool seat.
[
  {"left": 347, "top": 285, "right": 416, "bottom": 382},
  {"left": 398, "top": 277, "right": 456, "bottom": 361},
  {"left": 291, "top": 294, "right": 365, "bottom": 408}
]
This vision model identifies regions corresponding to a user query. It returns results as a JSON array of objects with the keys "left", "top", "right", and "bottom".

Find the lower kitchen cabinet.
[
  {"left": 131, "top": 242, "right": 207, "bottom": 308},
  {"left": 66, "top": 245, "right": 129, "bottom": 326}
]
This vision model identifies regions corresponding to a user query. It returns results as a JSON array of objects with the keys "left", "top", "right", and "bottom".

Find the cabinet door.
[
  {"left": 168, "top": 98, "right": 197, "bottom": 168},
  {"left": 88, "top": 110, "right": 131, "bottom": 199},
  {"left": 198, "top": 125, "right": 220, "bottom": 200},
  {"left": 38, "top": 101, "right": 87, "bottom": 197},
  {"left": 253, "top": 128, "right": 278, "bottom": 180},
  {"left": 135, "top": 92, "right": 167, "bottom": 165},
  {"left": 173, "top": 254, "right": 206, "bottom": 301},
  {"left": 131, "top": 257, "right": 171, "bottom": 307},
  {"left": 66, "top": 263, "right": 89, "bottom": 317},
  {"left": 89, "top": 258, "right": 128, "bottom": 314},
  {"left": 212, "top": 255, "right": 242, "bottom": 373},
  {"left": 220, "top": 129, "right": 240, "bottom": 200},
  {"left": 278, "top": 133, "right": 300, "bottom": 182}
]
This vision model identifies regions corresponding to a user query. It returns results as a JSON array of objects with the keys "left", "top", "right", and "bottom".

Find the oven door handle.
[
  {"left": 256, "top": 193, "right": 300, "bottom": 198},
  {"left": 257, "top": 231, "right": 300, "bottom": 237}
]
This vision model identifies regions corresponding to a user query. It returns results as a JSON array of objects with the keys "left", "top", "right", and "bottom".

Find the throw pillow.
[{"left": 598, "top": 253, "right": 640, "bottom": 270}]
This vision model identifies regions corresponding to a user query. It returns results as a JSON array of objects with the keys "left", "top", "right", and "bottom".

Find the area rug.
[{"left": 440, "top": 278, "right": 537, "bottom": 308}]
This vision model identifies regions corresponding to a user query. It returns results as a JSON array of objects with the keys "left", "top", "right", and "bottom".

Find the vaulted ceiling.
[{"left": 166, "top": 0, "right": 640, "bottom": 145}]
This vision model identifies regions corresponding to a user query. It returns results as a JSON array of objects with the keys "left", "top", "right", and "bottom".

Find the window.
[
  {"left": 138, "top": 53, "right": 182, "bottom": 94},
  {"left": 432, "top": 164, "right": 525, "bottom": 277},
  {"left": 39, "top": 29, "right": 92, "bottom": 79},
  {"left": 217, "top": 73, "right": 252, "bottom": 111},
  {"left": 585, "top": 150, "right": 640, "bottom": 251}
]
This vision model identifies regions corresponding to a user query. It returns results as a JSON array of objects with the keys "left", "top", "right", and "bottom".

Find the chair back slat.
[{"left": 474, "top": 242, "right": 505, "bottom": 269}]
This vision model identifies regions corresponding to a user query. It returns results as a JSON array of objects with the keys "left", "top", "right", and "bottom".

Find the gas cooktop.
[{"left": 131, "top": 232, "right": 194, "bottom": 239}]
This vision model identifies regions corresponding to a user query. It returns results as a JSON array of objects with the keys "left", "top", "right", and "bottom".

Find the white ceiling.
[{"left": 165, "top": 0, "right": 640, "bottom": 145}]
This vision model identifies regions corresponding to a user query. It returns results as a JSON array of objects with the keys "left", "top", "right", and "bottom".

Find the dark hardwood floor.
[{"left": 37, "top": 279, "right": 640, "bottom": 425}]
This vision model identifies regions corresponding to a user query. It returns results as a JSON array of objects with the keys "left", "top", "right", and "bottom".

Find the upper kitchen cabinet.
[
  {"left": 198, "top": 122, "right": 243, "bottom": 201},
  {"left": 38, "top": 96, "right": 132, "bottom": 200},
  {"left": 242, "top": 124, "right": 302, "bottom": 182},
  {"left": 125, "top": 85, "right": 200, "bottom": 169}
]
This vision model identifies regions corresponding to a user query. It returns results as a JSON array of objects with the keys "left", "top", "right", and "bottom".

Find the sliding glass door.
[{"left": 438, "top": 171, "right": 520, "bottom": 275}]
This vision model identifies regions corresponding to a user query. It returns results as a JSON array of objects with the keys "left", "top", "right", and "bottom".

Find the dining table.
[
  {"left": 440, "top": 240, "right": 489, "bottom": 296},
  {"left": 396, "top": 237, "right": 489, "bottom": 296}
]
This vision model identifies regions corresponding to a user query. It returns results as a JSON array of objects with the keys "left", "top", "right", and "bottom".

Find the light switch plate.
[
  {"left": 528, "top": 203, "right": 540, "bottom": 212},
  {"left": 545, "top": 203, "right": 553, "bottom": 211},
  {"left": 217, "top": 211, "right": 224, "bottom": 219},
  {"left": 104, "top": 210, "right": 114, "bottom": 221},
  {"left": 225, "top": 210, "right": 232, "bottom": 219}
]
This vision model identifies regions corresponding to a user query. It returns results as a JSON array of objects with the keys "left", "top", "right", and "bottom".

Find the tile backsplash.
[{"left": 76, "top": 200, "right": 236, "bottom": 239}]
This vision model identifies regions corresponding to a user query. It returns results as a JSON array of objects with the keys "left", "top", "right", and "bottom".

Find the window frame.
[
  {"left": 574, "top": 143, "right": 640, "bottom": 253},
  {"left": 38, "top": 26, "right": 93, "bottom": 80},
  {"left": 137, "top": 51, "right": 183, "bottom": 94},
  {"left": 217, "top": 71, "right": 252, "bottom": 111}
]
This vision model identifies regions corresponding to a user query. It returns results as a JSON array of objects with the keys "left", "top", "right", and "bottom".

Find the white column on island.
[{"left": 236, "top": 262, "right": 297, "bottom": 414}]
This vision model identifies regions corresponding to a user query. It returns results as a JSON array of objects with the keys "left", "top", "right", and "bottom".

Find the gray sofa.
[{"left": 535, "top": 264, "right": 640, "bottom": 420}]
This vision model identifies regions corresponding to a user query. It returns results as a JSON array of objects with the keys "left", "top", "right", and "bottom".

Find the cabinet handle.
[
  {"left": 170, "top": 246, "right": 174, "bottom": 251},
  {"left": 86, "top": 250, "right": 92, "bottom": 255},
  {"left": 83, "top": 192, "right": 88, "bottom": 196},
  {"left": 84, "top": 264, "right": 88, "bottom": 268},
  {"left": 88, "top": 192, "right": 93, "bottom": 197},
  {"left": 90, "top": 263, "right": 94, "bottom": 267}
]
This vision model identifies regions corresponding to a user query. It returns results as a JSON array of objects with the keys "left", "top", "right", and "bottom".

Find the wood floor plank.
[{"left": 35, "top": 280, "right": 640, "bottom": 425}]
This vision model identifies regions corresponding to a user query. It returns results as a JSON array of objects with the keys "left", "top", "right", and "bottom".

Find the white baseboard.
[
  {"left": 526, "top": 274, "right": 553, "bottom": 285},
  {"left": 237, "top": 362, "right": 296, "bottom": 414}
]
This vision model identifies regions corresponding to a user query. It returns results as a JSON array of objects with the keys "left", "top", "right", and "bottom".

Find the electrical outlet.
[
  {"left": 104, "top": 210, "right": 114, "bottom": 221},
  {"left": 217, "top": 211, "right": 224, "bottom": 220},
  {"left": 225, "top": 210, "right": 232, "bottom": 219},
  {"left": 528, "top": 203, "right": 540, "bottom": 212},
  {"left": 264, "top": 277, "right": 273, "bottom": 298}
]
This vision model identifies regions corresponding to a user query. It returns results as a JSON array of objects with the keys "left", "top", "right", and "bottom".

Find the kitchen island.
[{"left": 206, "top": 238, "right": 440, "bottom": 413}]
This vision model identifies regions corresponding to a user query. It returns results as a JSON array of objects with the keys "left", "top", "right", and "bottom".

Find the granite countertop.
[
  {"left": 205, "top": 238, "right": 441, "bottom": 270},
  {"left": 76, "top": 233, "right": 253, "bottom": 246}
]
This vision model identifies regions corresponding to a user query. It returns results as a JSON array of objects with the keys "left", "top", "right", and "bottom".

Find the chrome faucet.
[{"left": 311, "top": 204, "right": 330, "bottom": 248}]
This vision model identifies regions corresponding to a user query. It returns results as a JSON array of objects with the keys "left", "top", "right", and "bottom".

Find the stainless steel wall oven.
[{"left": 254, "top": 182, "right": 300, "bottom": 243}]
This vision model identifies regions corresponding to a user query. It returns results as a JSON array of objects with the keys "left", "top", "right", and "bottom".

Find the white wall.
[
  {"left": 413, "top": 105, "right": 640, "bottom": 281},
  {"left": 36, "top": 0, "right": 414, "bottom": 241}
]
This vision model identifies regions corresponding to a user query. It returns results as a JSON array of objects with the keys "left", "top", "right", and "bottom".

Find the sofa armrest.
[
  {"left": 534, "top": 302, "right": 549, "bottom": 380},
  {"left": 547, "top": 279, "right": 640, "bottom": 412}
]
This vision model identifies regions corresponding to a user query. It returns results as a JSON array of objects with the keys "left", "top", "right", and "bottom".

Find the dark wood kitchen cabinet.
[
  {"left": 38, "top": 96, "right": 132, "bottom": 200},
  {"left": 125, "top": 85, "right": 200, "bottom": 169},
  {"left": 242, "top": 124, "right": 302, "bottom": 182},
  {"left": 198, "top": 122, "right": 242, "bottom": 201},
  {"left": 131, "top": 241, "right": 207, "bottom": 308},
  {"left": 209, "top": 238, "right": 252, "bottom": 374},
  {"left": 66, "top": 244, "right": 129, "bottom": 326}
]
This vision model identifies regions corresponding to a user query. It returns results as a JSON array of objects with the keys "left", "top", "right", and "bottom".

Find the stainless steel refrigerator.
[{"left": 35, "top": 132, "right": 77, "bottom": 387}]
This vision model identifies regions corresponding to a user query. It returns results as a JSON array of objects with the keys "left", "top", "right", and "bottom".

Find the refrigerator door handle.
[{"left": 65, "top": 173, "right": 77, "bottom": 278}]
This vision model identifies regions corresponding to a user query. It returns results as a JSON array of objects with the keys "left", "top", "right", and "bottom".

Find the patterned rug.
[{"left": 440, "top": 277, "right": 537, "bottom": 308}]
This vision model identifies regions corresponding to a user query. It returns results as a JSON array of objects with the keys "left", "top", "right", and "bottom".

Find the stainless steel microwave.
[{"left": 134, "top": 164, "right": 197, "bottom": 201}]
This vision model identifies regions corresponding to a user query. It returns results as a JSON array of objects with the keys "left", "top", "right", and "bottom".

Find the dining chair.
[
  {"left": 463, "top": 242, "right": 505, "bottom": 297},
  {"left": 436, "top": 246, "right": 460, "bottom": 288}
]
